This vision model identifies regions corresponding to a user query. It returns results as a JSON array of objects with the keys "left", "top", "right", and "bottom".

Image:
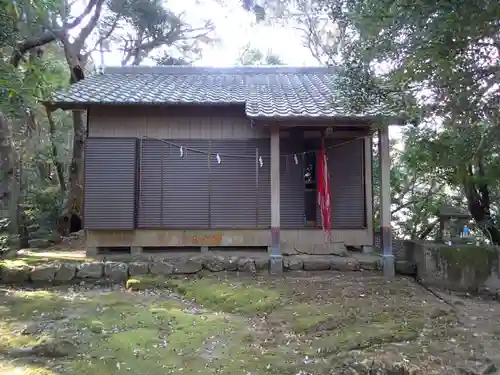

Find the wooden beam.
[
  {"left": 379, "top": 125, "right": 395, "bottom": 276},
  {"left": 270, "top": 124, "right": 282, "bottom": 274}
]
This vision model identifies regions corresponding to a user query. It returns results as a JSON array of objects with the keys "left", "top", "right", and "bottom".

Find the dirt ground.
[{"left": 0, "top": 272, "right": 499, "bottom": 375}]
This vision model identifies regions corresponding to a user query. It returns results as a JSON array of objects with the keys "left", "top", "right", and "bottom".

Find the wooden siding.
[{"left": 88, "top": 106, "right": 268, "bottom": 139}]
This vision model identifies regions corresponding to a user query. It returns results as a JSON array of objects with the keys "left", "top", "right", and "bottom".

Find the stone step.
[{"left": 284, "top": 254, "right": 381, "bottom": 271}]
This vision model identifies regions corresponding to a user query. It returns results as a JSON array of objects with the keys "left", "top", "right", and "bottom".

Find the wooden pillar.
[
  {"left": 270, "top": 125, "right": 283, "bottom": 274},
  {"left": 379, "top": 124, "right": 395, "bottom": 276}
]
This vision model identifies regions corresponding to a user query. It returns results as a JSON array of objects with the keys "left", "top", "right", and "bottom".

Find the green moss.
[
  {"left": 0, "top": 271, "right": 464, "bottom": 375},
  {"left": 308, "top": 319, "right": 422, "bottom": 355},
  {"left": 268, "top": 302, "right": 427, "bottom": 358},
  {"left": 69, "top": 299, "right": 241, "bottom": 375},
  {"left": 166, "top": 278, "right": 281, "bottom": 314},
  {"left": 430, "top": 245, "right": 499, "bottom": 282},
  {"left": 0, "top": 259, "right": 33, "bottom": 267},
  {"left": 0, "top": 362, "right": 60, "bottom": 375},
  {"left": 2, "top": 290, "right": 70, "bottom": 320},
  {"left": 270, "top": 303, "right": 334, "bottom": 333},
  {"left": 126, "top": 275, "right": 171, "bottom": 290},
  {"left": 215, "top": 345, "right": 301, "bottom": 375},
  {"left": 0, "top": 252, "right": 92, "bottom": 268},
  {"left": 0, "top": 321, "right": 40, "bottom": 349}
]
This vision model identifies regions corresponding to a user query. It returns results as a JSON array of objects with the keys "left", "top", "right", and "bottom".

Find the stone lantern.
[{"left": 437, "top": 204, "right": 472, "bottom": 244}]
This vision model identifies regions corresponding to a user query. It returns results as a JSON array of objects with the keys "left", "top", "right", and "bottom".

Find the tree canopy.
[
  {"left": 0, "top": 0, "right": 218, "bottom": 251},
  {"left": 242, "top": 0, "right": 500, "bottom": 242}
]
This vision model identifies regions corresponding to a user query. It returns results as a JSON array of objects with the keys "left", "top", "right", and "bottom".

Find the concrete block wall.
[{"left": 373, "top": 232, "right": 416, "bottom": 264}]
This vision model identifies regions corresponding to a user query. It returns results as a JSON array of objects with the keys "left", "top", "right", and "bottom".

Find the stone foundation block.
[
  {"left": 128, "top": 262, "right": 149, "bottom": 276},
  {"left": 55, "top": 263, "right": 76, "bottom": 281},
  {"left": 30, "top": 264, "right": 60, "bottom": 282},
  {"left": 149, "top": 261, "right": 174, "bottom": 276},
  {"left": 283, "top": 256, "right": 303, "bottom": 270},
  {"left": 302, "top": 256, "right": 331, "bottom": 271},
  {"left": 254, "top": 257, "right": 269, "bottom": 271},
  {"left": 331, "top": 258, "right": 360, "bottom": 271},
  {"left": 225, "top": 256, "right": 239, "bottom": 271},
  {"left": 104, "top": 262, "right": 129, "bottom": 281},
  {"left": 171, "top": 258, "right": 203, "bottom": 274},
  {"left": 237, "top": 257, "right": 256, "bottom": 273},
  {"left": 1, "top": 265, "right": 31, "bottom": 283},
  {"left": 357, "top": 258, "right": 379, "bottom": 271},
  {"left": 76, "top": 262, "right": 103, "bottom": 279},
  {"left": 202, "top": 254, "right": 226, "bottom": 272}
]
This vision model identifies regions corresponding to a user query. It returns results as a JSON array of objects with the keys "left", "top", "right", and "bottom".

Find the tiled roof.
[{"left": 48, "top": 66, "right": 377, "bottom": 119}]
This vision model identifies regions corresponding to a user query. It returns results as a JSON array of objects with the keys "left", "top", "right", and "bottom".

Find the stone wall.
[
  {"left": 0, "top": 253, "right": 383, "bottom": 284},
  {"left": 414, "top": 242, "right": 500, "bottom": 292},
  {"left": 373, "top": 232, "right": 415, "bottom": 262},
  {"left": 373, "top": 232, "right": 417, "bottom": 275}
]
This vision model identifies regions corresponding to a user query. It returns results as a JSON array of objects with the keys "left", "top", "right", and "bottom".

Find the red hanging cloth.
[{"left": 317, "top": 139, "right": 332, "bottom": 242}]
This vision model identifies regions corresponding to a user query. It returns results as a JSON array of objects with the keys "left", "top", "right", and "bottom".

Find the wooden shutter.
[
  {"left": 162, "top": 140, "right": 210, "bottom": 228},
  {"left": 280, "top": 137, "right": 305, "bottom": 228},
  {"left": 210, "top": 140, "right": 257, "bottom": 228},
  {"left": 84, "top": 138, "right": 136, "bottom": 230},
  {"left": 137, "top": 139, "right": 163, "bottom": 228},
  {"left": 329, "top": 138, "right": 365, "bottom": 229},
  {"left": 257, "top": 139, "right": 271, "bottom": 228}
]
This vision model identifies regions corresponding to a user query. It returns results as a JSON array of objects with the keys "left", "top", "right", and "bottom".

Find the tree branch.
[
  {"left": 10, "top": 0, "right": 105, "bottom": 68},
  {"left": 65, "top": 0, "right": 99, "bottom": 28},
  {"left": 10, "top": 30, "right": 59, "bottom": 67},
  {"left": 87, "top": 14, "right": 122, "bottom": 56},
  {"left": 418, "top": 218, "right": 439, "bottom": 240},
  {"left": 73, "top": 0, "right": 106, "bottom": 50}
]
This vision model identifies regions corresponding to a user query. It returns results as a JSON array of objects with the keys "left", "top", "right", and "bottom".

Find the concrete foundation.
[
  {"left": 382, "top": 254, "right": 395, "bottom": 277},
  {"left": 86, "top": 228, "right": 373, "bottom": 256}
]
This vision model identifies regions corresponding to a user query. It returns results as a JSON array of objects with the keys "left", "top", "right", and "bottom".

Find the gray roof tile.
[{"left": 48, "top": 66, "right": 377, "bottom": 119}]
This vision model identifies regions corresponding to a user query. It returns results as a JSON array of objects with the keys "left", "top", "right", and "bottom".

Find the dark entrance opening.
[
  {"left": 69, "top": 214, "right": 82, "bottom": 233},
  {"left": 304, "top": 140, "right": 318, "bottom": 226}
]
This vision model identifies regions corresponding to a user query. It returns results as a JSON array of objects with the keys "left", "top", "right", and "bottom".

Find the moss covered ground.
[
  {"left": 0, "top": 272, "right": 499, "bottom": 374},
  {"left": 0, "top": 250, "right": 91, "bottom": 268}
]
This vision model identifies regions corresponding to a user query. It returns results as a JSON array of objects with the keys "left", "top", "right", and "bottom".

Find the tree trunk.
[
  {"left": 462, "top": 158, "right": 500, "bottom": 245},
  {"left": 17, "top": 156, "right": 29, "bottom": 248},
  {"left": 46, "top": 108, "right": 66, "bottom": 194},
  {"left": 58, "top": 43, "right": 87, "bottom": 236},
  {"left": 0, "top": 112, "right": 21, "bottom": 249},
  {"left": 59, "top": 110, "right": 84, "bottom": 235},
  {"left": 17, "top": 108, "right": 37, "bottom": 248},
  {"left": 466, "top": 191, "right": 500, "bottom": 244}
]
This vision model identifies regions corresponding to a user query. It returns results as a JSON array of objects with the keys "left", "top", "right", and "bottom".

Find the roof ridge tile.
[{"left": 103, "top": 65, "right": 337, "bottom": 75}]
